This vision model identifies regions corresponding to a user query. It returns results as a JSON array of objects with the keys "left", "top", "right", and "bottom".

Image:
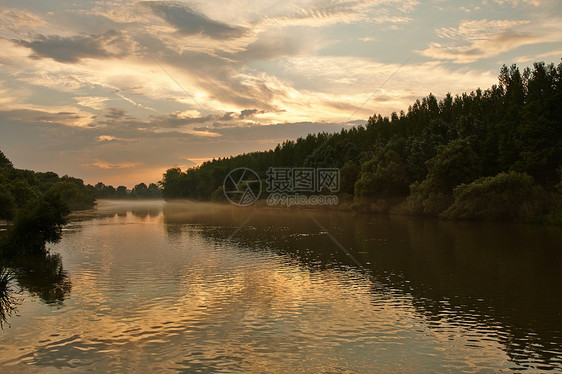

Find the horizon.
[{"left": 1, "top": 0, "right": 561, "bottom": 188}]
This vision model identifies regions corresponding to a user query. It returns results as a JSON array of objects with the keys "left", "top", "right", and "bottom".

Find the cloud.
[
  {"left": 0, "top": 8, "right": 45, "bottom": 33},
  {"left": 83, "top": 160, "right": 141, "bottom": 169},
  {"left": 239, "top": 109, "right": 265, "bottom": 119},
  {"left": 490, "top": 0, "right": 551, "bottom": 6},
  {"left": 421, "top": 18, "right": 562, "bottom": 63},
  {"left": 115, "top": 93, "right": 157, "bottom": 112},
  {"left": 235, "top": 32, "right": 310, "bottom": 61},
  {"left": 97, "top": 135, "right": 125, "bottom": 142},
  {"left": 15, "top": 29, "right": 134, "bottom": 63},
  {"left": 75, "top": 96, "right": 109, "bottom": 111},
  {"left": 143, "top": 1, "right": 247, "bottom": 39},
  {"left": 515, "top": 48, "right": 562, "bottom": 62},
  {"left": 255, "top": 0, "right": 417, "bottom": 28},
  {"left": 0, "top": 108, "right": 94, "bottom": 128},
  {"left": 434, "top": 19, "right": 529, "bottom": 40},
  {"left": 190, "top": 121, "right": 350, "bottom": 143},
  {"left": 146, "top": 112, "right": 215, "bottom": 128}
]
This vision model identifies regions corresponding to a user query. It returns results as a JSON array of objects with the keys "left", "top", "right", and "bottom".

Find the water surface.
[{"left": 1, "top": 200, "right": 561, "bottom": 372}]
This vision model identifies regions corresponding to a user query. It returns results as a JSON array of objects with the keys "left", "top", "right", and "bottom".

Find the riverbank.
[{"left": 152, "top": 196, "right": 562, "bottom": 226}]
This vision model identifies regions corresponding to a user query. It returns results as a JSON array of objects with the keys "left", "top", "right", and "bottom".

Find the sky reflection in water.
[{"left": 0, "top": 200, "right": 561, "bottom": 372}]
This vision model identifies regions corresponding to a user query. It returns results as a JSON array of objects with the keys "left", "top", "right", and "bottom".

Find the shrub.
[
  {"left": 9, "top": 191, "right": 70, "bottom": 254},
  {"left": 441, "top": 171, "right": 549, "bottom": 222},
  {"left": 407, "top": 139, "right": 482, "bottom": 216},
  {"left": 355, "top": 149, "right": 410, "bottom": 199}
]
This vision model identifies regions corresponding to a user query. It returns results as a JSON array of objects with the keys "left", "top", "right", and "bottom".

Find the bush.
[
  {"left": 49, "top": 181, "right": 95, "bottom": 211},
  {"left": 408, "top": 139, "right": 481, "bottom": 216},
  {"left": 441, "top": 171, "right": 549, "bottom": 222},
  {"left": 355, "top": 148, "right": 410, "bottom": 199},
  {"left": 9, "top": 191, "right": 70, "bottom": 254}
]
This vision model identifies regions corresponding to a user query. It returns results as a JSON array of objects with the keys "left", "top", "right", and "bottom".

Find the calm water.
[{"left": 1, "top": 200, "right": 561, "bottom": 372}]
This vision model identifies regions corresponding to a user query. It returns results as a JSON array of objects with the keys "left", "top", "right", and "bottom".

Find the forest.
[{"left": 161, "top": 61, "right": 562, "bottom": 223}]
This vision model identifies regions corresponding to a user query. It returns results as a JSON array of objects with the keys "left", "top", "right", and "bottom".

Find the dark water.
[{"left": 1, "top": 200, "right": 561, "bottom": 372}]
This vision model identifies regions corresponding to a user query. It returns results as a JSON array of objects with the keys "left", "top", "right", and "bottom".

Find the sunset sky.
[{"left": 1, "top": 0, "right": 561, "bottom": 187}]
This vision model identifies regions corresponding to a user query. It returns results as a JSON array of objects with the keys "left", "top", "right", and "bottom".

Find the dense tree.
[
  {"left": 442, "top": 171, "right": 548, "bottom": 221},
  {"left": 0, "top": 151, "right": 94, "bottom": 255},
  {"left": 408, "top": 139, "right": 482, "bottom": 216},
  {"left": 0, "top": 184, "right": 16, "bottom": 220},
  {"left": 355, "top": 145, "right": 410, "bottom": 199},
  {"left": 9, "top": 191, "right": 70, "bottom": 254},
  {"left": 339, "top": 161, "right": 360, "bottom": 196},
  {"left": 0, "top": 151, "right": 13, "bottom": 169},
  {"left": 132, "top": 182, "right": 148, "bottom": 197},
  {"left": 116, "top": 185, "right": 128, "bottom": 198},
  {"left": 158, "top": 60, "right": 562, "bottom": 222}
]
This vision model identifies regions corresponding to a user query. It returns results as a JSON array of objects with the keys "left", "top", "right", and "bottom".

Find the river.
[{"left": 1, "top": 200, "right": 561, "bottom": 372}]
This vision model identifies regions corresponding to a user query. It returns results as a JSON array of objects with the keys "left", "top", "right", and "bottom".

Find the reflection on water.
[
  {"left": 0, "top": 200, "right": 561, "bottom": 372},
  {"left": 1, "top": 251, "right": 72, "bottom": 329},
  {"left": 12, "top": 252, "right": 72, "bottom": 306}
]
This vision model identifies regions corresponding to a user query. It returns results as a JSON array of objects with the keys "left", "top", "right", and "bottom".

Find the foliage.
[
  {"left": 9, "top": 191, "right": 70, "bottom": 254},
  {"left": 49, "top": 179, "right": 95, "bottom": 211},
  {"left": 340, "top": 161, "right": 360, "bottom": 196},
  {"left": 408, "top": 139, "right": 482, "bottom": 216},
  {"left": 0, "top": 184, "right": 16, "bottom": 220},
  {"left": 0, "top": 151, "right": 13, "bottom": 169},
  {"left": 0, "top": 152, "right": 94, "bottom": 219},
  {"left": 355, "top": 141, "right": 410, "bottom": 199},
  {"left": 0, "top": 151, "right": 94, "bottom": 255},
  {"left": 0, "top": 266, "right": 18, "bottom": 330},
  {"left": 442, "top": 171, "right": 549, "bottom": 222}
]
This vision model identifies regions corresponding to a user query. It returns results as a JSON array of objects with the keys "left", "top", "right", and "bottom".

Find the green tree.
[
  {"left": 355, "top": 148, "right": 410, "bottom": 199},
  {"left": 340, "top": 161, "right": 360, "bottom": 196},
  {"left": 409, "top": 139, "right": 481, "bottom": 216},
  {"left": 442, "top": 171, "right": 548, "bottom": 222},
  {"left": 8, "top": 180, "right": 36, "bottom": 209},
  {"left": 147, "top": 183, "right": 162, "bottom": 198},
  {"left": 131, "top": 183, "right": 148, "bottom": 198},
  {"left": 0, "top": 151, "right": 13, "bottom": 169},
  {"left": 0, "top": 184, "right": 16, "bottom": 220},
  {"left": 49, "top": 180, "right": 95, "bottom": 211},
  {"left": 161, "top": 168, "right": 187, "bottom": 199},
  {"left": 10, "top": 191, "right": 70, "bottom": 254},
  {"left": 116, "top": 185, "right": 128, "bottom": 198}
]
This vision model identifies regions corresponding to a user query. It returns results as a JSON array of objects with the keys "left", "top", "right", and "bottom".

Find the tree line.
[
  {"left": 86, "top": 182, "right": 162, "bottom": 199},
  {"left": 161, "top": 61, "right": 562, "bottom": 223}
]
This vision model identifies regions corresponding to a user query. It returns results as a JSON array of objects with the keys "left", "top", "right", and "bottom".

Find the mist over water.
[{"left": 1, "top": 200, "right": 561, "bottom": 372}]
